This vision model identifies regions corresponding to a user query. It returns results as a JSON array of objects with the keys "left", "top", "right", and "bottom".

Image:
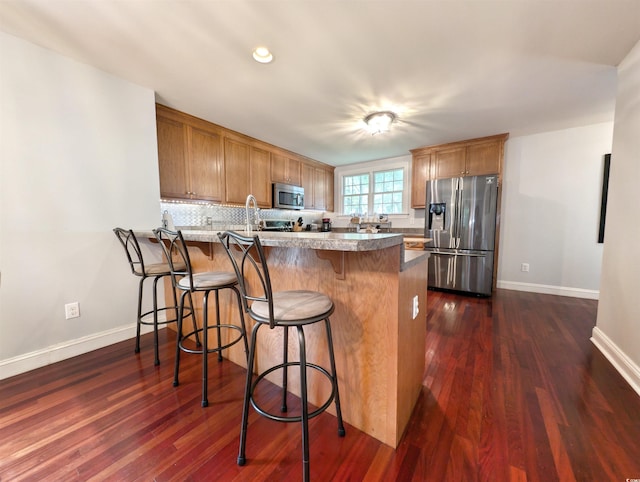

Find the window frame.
[{"left": 337, "top": 159, "right": 410, "bottom": 217}]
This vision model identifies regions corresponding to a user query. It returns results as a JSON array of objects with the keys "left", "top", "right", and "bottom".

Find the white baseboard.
[
  {"left": 0, "top": 323, "right": 159, "bottom": 381},
  {"left": 591, "top": 327, "right": 640, "bottom": 398},
  {"left": 496, "top": 280, "right": 599, "bottom": 300}
]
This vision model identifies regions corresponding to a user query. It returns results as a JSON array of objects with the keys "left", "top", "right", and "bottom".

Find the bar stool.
[
  {"left": 153, "top": 227, "right": 248, "bottom": 407},
  {"left": 113, "top": 227, "right": 188, "bottom": 366},
  {"left": 218, "top": 231, "right": 345, "bottom": 482}
]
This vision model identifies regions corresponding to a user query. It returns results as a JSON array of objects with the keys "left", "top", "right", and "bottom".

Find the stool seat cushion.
[
  {"left": 134, "top": 261, "right": 186, "bottom": 276},
  {"left": 251, "top": 290, "right": 333, "bottom": 321},
  {"left": 178, "top": 271, "right": 238, "bottom": 290}
]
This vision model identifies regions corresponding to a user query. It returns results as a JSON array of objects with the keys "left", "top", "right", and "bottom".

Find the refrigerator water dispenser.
[{"left": 428, "top": 203, "right": 446, "bottom": 231}]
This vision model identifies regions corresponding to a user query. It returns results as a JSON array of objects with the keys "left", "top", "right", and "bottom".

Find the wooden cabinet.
[
  {"left": 432, "top": 146, "right": 467, "bottom": 179},
  {"left": 466, "top": 139, "right": 503, "bottom": 176},
  {"left": 314, "top": 168, "right": 327, "bottom": 211},
  {"left": 156, "top": 113, "right": 224, "bottom": 202},
  {"left": 410, "top": 153, "right": 431, "bottom": 209},
  {"left": 301, "top": 163, "right": 315, "bottom": 209},
  {"left": 301, "top": 162, "right": 334, "bottom": 211},
  {"left": 224, "top": 138, "right": 250, "bottom": 205},
  {"left": 325, "top": 168, "right": 334, "bottom": 212},
  {"left": 271, "top": 154, "right": 301, "bottom": 186},
  {"left": 156, "top": 104, "right": 332, "bottom": 208},
  {"left": 410, "top": 133, "right": 508, "bottom": 208},
  {"left": 224, "top": 138, "right": 271, "bottom": 207},
  {"left": 249, "top": 146, "right": 271, "bottom": 207}
]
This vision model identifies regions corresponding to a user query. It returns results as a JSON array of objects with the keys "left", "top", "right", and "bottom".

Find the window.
[
  {"left": 373, "top": 169, "right": 404, "bottom": 214},
  {"left": 341, "top": 167, "right": 405, "bottom": 215},
  {"left": 343, "top": 174, "right": 369, "bottom": 215}
]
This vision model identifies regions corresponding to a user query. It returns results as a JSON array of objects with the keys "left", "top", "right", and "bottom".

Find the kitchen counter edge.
[{"left": 135, "top": 229, "right": 429, "bottom": 269}]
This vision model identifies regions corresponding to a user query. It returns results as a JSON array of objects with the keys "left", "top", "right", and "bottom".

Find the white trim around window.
[{"left": 335, "top": 156, "right": 411, "bottom": 217}]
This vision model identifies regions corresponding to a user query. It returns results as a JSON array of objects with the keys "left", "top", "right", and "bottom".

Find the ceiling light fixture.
[
  {"left": 364, "top": 111, "right": 397, "bottom": 135},
  {"left": 252, "top": 46, "right": 273, "bottom": 64}
]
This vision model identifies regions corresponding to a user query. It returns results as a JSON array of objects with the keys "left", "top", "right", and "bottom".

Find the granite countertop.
[
  {"left": 136, "top": 228, "right": 407, "bottom": 252},
  {"left": 136, "top": 228, "right": 430, "bottom": 271}
]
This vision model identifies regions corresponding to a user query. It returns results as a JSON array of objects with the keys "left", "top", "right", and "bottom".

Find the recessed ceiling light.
[{"left": 252, "top": 46, "right": 273, "bottom": 64}]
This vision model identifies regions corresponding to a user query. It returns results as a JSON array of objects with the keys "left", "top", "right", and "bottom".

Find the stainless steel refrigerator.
[{"left": 424, "top": 174, "right": 498, "bottom": 296}]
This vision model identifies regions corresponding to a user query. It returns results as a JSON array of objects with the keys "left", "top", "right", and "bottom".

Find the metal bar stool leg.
[
  {"left": 135, "top": 277, "right": 144, "bottom": 354},
  {"left": 152, "top": 275, "right": 162, "bottom": 366},
  {"left": 232, "top": 286, "right": 249, "bottom": 359},
  {"left": 281, "top": 326, "right": 289, "bottom": 413},
  {"left": 173, "top": 290, "right": 189, "bottom": 387},
  {"left": 325, "top": 318, "right": 346, "bottom": 436},
  {"left": 202, "top": 290, "right": 210, "bottom": 407},
  {"left": 238, "top": 323, "right": 260, "bottom": 467},
  {"left": 215, "top": 290, "right": 223, "bottom": 362},
  {"left": 297, "top": 326, "right": 310, "bottom": 482}
]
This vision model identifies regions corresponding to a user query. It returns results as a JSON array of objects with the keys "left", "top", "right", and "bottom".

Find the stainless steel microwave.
[{"left": 273, "top": 183, "right": 304, "bottom": 210}]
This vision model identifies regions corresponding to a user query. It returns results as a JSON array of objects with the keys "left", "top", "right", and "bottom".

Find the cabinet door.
[
  {"left": 466, "top": 140, "right": 501, "bottom": 176},
  {"left": 189, "top": 126, "right": 224, "bottom": 202},
  {"left": 157, "top": 116, "right": 189, "bottom": 199},
  {"left": 411, "top": 153, "right": 430, "bottom": 208},
  {"left": 288, "top": 157, "right": 302, "bottom": 185},
  {"left": 433, "top": 147, "right": 466, "bottom": 179},
  {"left": 224, "top": 138, "right": 250, "bottom": 204},
  {"left": 250, "top": 146, "right": 271, "bottom": 207},
  {"left": 325, "top": 169, "right": 334, "bottom": 212},
  {"left": 272, "top": 154, "right": 302, "bottom": 185},
  {"left": 301, "top": 163, "right": 315, "bottom": 209},
  {"left": 313, "top": 167, "right": 326, "bottom": 211}
]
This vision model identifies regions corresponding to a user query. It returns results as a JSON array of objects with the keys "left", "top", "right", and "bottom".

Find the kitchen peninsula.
[{"left": 140, "top": 229, "right": 428, "bottom": 448}]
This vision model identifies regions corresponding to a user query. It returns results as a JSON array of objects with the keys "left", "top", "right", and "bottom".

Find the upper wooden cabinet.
[
  {"left": 156, "top": 112, "right": 224, "bottom": 202},
  {"left": 224, "top": 138, "right": 271, "bottom": 207},
  {"left": 410, "top": 153, "right": 431, "bottom": 209},
  {"left": 410, "top": 133, "right": 508, "bottom": 208},
  {"left": 301, "top": 163, "right": 315, "bottom": 209},
  {"left": 156, "top": 104, "right": 333, "bottom": 209},
  {"left": 300, "top": 162, "right": 334, "bottom": 211},
  {"left": 271, "top": 154, "right": 301, "bottom": 186}
]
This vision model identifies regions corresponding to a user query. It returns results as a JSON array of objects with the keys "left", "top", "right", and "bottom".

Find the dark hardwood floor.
[{"left": 1, "top": 289, "right": 639, "bottom": 481}]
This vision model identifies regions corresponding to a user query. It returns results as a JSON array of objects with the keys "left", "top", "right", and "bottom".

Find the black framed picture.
[{"left": 598, "top": 153, "right": 611, "bottom": 243}]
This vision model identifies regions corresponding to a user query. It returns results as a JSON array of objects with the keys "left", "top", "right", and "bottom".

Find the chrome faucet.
[{"left": 245, "top": 194, "right": 258, "bottom": 233}]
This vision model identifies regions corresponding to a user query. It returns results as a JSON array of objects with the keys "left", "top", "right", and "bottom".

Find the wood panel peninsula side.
[{"left": 139, "top": 230, "right": 429, "bottom": 448}]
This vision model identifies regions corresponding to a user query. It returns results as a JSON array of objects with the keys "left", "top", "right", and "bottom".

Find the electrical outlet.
[
  {"left": 65, "top": 302, "right": 80, "bottom": 319},
  {"left": 521, "top": 263, "right": 530, "bottom": 272},
  {"left": 412, "top": 295, "right": 419, "bottom": 319}
]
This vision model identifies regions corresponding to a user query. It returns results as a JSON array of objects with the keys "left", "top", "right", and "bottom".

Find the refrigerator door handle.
[
  {"left": 430, "top": 251, "right": 488, "bottom": 258},
  {"left": 451, "top": 183, "right": 460, "bottom": 247}
]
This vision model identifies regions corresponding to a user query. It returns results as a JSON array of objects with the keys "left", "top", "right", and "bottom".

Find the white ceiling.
[{"left": 1, "top": 0, "right": 639, "bottom": 166}]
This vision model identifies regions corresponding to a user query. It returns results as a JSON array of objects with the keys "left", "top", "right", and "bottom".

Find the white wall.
[
  {"left": 0, "top": 32, "right": 162, "bottom": 379},
  {"left": 497, "top": 123, "right": 613, "bottom": 298},
  {"left": 332, "top": 124, "right": 613, "bottom": 300},
  {"left": 592, "top": 39, "right": 640, "bottom": 396}
]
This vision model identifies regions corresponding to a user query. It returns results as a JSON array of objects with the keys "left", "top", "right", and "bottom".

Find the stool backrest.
[
  {"left": 218, "top": 231, "right": 275, "bottom": 329},
  {"left": 153, "top": 227, "right": 194, "bottom": 291},
  {"left": 113, "top": 227, "right": 147, "bottom": 277}
]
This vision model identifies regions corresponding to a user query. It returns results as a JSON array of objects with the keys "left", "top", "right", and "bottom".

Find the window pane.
[
  {"left": 342, "top": 173, "right": 369, "bottom": 215},
  {"left": 371, "top": 168, "right": 404, "bottom": 215}
]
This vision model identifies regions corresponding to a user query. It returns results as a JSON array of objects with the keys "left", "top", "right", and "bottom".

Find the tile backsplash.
[{"left": 159, "top": 200, "right": 326, "bottom": 230}]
